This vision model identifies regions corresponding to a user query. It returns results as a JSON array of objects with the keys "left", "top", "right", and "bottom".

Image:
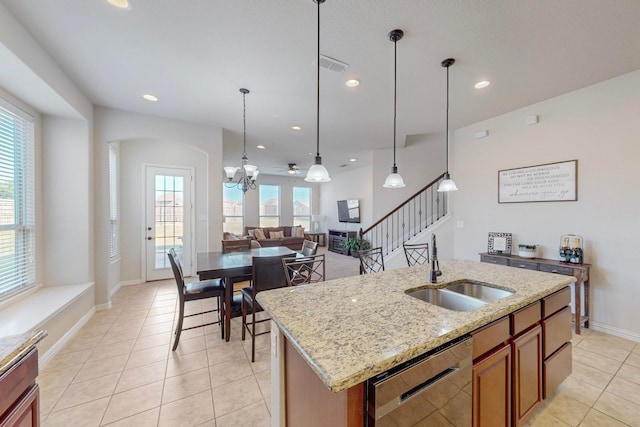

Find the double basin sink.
[{"left": 407, "top": 280, "right": 514, "bottom": 311}]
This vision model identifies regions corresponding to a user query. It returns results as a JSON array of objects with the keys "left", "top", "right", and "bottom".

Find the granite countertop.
[
  {"left": 0, "top": 330, "right": 47, "bottom": 376},
  {"left": 257, "top": 259, "right": 574, "bottom": 392}
]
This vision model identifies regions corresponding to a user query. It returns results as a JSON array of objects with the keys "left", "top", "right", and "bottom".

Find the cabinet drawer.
[
  {"left": 542, "top": 287, "right": 571, "bottom": 318},
  {"left": 543, "top": 306, "right": 572, "bottom": 358},
  {"left": 539, "top": 264, "right": 574, "bottom": 276},
  {"left": 471, "top": 316, "right": 510, "bottom": 360},
  {"left": 481, "top": 255, "right": 509, "bottom": 266},
  {"left": 511, "top": 301, "right": 541, "bottom": 337},
  {"left": 508, "top": 259, "right": 538, "bottom": 270},
  {"left": 0, "top": 348, "right": 38, "bottom": 420},
  {"left": 543, "top": 342, "right": 572, "bottom": 398}
]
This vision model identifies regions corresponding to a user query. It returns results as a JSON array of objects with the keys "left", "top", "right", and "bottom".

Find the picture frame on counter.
[
  {"left": 488, "top": 232, "right": 512, "bottom": 255},
  {"left": 498, "top": 159, "right": 577, "bottom": 203}
]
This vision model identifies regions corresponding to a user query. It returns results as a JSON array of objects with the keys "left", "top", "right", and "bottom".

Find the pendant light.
[
  {"left": 305, "top": 0, "right": 331, "bottom": 183},
  {"left": 383, "top": 29, "right": 406, "bottom": 189},
  {"left": 224, "top": 88, "right": 259, "bottom": 193},
  {"left": 438, "top": 58, "right": 458, "bottom": 192}
]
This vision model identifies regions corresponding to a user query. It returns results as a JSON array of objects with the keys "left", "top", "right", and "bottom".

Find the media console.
[{"left": 328, "top": 229, "right": 357, "bottom": 255}]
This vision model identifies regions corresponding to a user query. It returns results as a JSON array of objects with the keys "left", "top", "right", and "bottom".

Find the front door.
[{"left": 145, "top": 166, "right": 193, "bottom": 281}]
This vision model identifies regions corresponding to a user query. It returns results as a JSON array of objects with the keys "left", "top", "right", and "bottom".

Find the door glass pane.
[{"left": 155, "top": 175, "right": 184, "bottom": 269}]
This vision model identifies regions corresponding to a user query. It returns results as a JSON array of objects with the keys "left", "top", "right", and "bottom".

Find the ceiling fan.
[{"left": 274, "top": 163, "right": 304, "bottom": 175}]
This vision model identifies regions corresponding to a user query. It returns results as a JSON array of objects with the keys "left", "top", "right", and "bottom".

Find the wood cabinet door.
[
  {"left": 472, "top": 344, "right": 511, "bottom": 427},
  {"left": 512, "top": 325, "right": 543, "bottom": 427}
]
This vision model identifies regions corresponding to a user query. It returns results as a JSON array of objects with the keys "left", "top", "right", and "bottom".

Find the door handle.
[{"left": 147, "top": 237, "right": 153, "bottom": 240}]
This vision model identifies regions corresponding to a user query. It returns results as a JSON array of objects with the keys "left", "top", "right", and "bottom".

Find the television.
[{"left": 337, "top": 199, "right": 360, "bottom": 223}]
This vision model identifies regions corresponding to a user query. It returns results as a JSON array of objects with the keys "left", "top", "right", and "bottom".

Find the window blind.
[
  {"left": 0, "top": 100, "right": 36, "bottom": 299},
  {"left": 109, "top": 144, "right": 119, "bottom": 259}
]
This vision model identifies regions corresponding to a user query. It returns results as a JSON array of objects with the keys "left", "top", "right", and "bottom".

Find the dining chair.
[
  {"left": 168, "top": 248, "right": 225, "bottom": 350},
  {"left": 222, "top": 239, "right": 251, "bottom": 253},
  {"left": 300, "top": 239, "right": 319, "bottom": 256},
  {"left": 359, "top": 247, "right": 385, "bottom": 274},
  {"left": 403, "top": 242, "right": 430, "bottom": 266},
  {"left": 241, "top": 254, "right": 295, "bottom": 362},
  {"left": 283, "top": 253, "right": 325, "bottom": 286}
]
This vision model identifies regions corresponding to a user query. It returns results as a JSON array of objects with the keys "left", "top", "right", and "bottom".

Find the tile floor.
[{"left": 38, "top": 278, "right": 640, "bottom": 426}]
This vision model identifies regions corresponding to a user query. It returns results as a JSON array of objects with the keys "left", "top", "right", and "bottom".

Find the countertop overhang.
[{"left": 257, "top": 259, "right": 574, "bottom": 392}]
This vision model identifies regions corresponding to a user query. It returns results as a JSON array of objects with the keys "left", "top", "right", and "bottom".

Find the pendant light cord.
[
  {"left": 393, "top": 36, "right": 397, "bottom": 168},
  {"left": 315, "top": 0, "right": 321, "bottom": 159},
  {"left": 242, "top": 90, "right": 247, "bottom": 158},
  {"left": 445, "top": 64, "right": 450, "bottom": 173}
]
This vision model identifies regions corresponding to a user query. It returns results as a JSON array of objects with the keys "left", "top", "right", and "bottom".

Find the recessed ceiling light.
[
  {"left": 107, "top": 0, "right": 131, "bottom": 9},
  {"left": 256, "top": 145, "right": 266, "bottom": 149},
  {"left": 475, "top": 80, "right": 491, "bottom": 89},
  {"left": 291, "top": 125, "right": 302, "bottom": 131},
  {"left": 142, "top": 94, "right": 158, "bottom": 102},
  {"left": 349, "top": 158, "right": 357, "bottom": 162},
  {"left": 346, "top": 79, "right": 360, "bottom": 87}
]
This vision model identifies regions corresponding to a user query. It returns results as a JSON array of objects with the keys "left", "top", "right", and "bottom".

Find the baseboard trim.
[
  {"left": 39, "top": 306, "right": 96, "bottom": 368},
  {"left": 588, "top": 321, "right": 640, "bottom": 343},
  {"left": 95, "top": 301, "right": 112, "bottom": 311},
  {"left": 121, "top": 279, "right": 142, "bottom": 286}
]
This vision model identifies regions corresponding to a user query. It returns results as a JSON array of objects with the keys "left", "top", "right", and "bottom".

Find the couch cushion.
[
  {"left": 265, "top": 227, "right": 284, "bottom": 238},
  {"left": 292, "top": 226, "right": 305, "bottom": 238},
  {"left": 253, "top": 228, "right": 266, "bottom": 240},
  {"left": 270, "top": 230, "right": 285, "bottom": 239}
]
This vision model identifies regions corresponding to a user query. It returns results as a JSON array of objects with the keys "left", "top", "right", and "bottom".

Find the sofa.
[{"left": 245, "top": 226, "right": 308, "bottom": 251}]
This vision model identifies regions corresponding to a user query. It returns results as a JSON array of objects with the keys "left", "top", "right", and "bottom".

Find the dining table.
[{"left": 196, "top": 246, "right": 297, "bottom": 341}]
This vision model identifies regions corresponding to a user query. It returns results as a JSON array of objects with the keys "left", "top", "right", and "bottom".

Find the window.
[
  {"left": 223, "top": 185, "right": 244, "bottom": 235},
  {"left": 0, "top": 99, "right": 35, "bottom": 299},
  {"left": 109, "top": 143, "right": 119, "bottom": 259},
  {"left": 293, "top": 187, "right": 311, "bottom": 230},
  {"left": 259, "top": 184, "right": 280, "bottom": 227}
]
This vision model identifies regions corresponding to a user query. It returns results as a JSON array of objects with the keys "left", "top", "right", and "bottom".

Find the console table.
[
  {"left": 306, "top": 232, "right": 327, "bottom": 247},
  {"left": 328, "top": 230, "right": 357, "bottom": 255},
  {"left": 480, "top": 253, "right": 590, "bottom": 334}
]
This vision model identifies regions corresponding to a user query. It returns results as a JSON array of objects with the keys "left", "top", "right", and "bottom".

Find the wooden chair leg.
[
  {"left": 219, "top": 296, "right": 225, "bottom": 340},
  {"left": 172, "top": 298, "right": 185, "bottom": 351},
  {"left": 251, "top": 308, "right": 256, "bottom": 362},
  {"left": 241, "top": 296, "right": 247, "bottom": 341}
]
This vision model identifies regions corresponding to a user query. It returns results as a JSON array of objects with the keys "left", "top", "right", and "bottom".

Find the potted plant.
[
  {"left": 518, "top": 244, "right": 539, "bottom": 258},
  {"left": 343, "top": 237, "right": 371, "bottom": 257}
]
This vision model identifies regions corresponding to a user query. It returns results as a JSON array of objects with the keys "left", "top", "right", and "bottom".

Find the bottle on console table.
[
  {"left": 559, "top": 236, "right": 570, "bottom": 262},
  {"left": 569, "top": 237, "right": 583, "bottom": 264}
]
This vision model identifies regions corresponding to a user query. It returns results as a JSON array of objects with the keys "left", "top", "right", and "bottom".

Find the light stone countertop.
[
  {"left": 0, "top": 329, "right": 47, "bottom": 376},
  {"left": 256, "top": 259, "right": 574, "bottom": 392}
]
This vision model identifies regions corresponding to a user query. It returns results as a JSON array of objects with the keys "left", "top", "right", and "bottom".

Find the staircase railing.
[{"left": 359, "top": 173, "right": 448, "bottom": 257}]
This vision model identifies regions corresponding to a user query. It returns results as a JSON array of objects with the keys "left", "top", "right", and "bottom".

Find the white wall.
[
  {"left": 452, "top": 69, "right": 640, "bottom": 340},
  {"left": 94, "top": 107, "right": 224, "bottom": 300}
]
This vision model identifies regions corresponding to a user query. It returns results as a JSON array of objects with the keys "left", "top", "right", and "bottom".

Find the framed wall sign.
[
  {"left": 488, "top": 232, "right": 512, "bottom": 255},
  {"left": 498, "top": 160, "right": 577, "bottom": 203}
]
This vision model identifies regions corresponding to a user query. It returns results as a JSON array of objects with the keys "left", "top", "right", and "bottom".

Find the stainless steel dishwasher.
[{"left": 366, "top": 336, "right": 473, "bottom": 426}]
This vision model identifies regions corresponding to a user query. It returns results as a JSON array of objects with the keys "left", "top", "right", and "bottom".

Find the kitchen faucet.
[{"left": 429, "top": 233, "right": 442, "bottom": 283}]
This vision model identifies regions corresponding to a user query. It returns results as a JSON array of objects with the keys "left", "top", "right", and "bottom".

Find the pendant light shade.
[
  {"left": 437, "top": 58, "right": 458, "bottom": 192},
  {"left": 383, "top": 29, "right": 405, "bottom": 189},
  {"left": 305, "top": 0, "right": 331, "bottom": 183}
]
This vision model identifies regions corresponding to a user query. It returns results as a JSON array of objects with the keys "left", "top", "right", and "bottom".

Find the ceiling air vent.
[
  {"left": 319, "top": 55, "right": 349, "bottom": 74},
  {"left": 339, "top": 164, "right": 349, "bottom": 168}
]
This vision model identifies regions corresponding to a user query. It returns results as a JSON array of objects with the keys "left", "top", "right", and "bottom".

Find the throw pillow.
[
  {"left": 223, "top": 232, "right": 239, "bottom": 241},
  {"left": 292, "top": 226, "right": 305, "bottom": 238},
  {"left": 253, "top": 228, "right": 266, "bottom": 240},
  {"left": 250, "top": 240, "right": 261, "bottom": 248},
  {"left": 270, "top": 231, "right": 285, "bottom": 239},
  {"left": 247, "top": 229, "right": 256, "bottom": 238}
]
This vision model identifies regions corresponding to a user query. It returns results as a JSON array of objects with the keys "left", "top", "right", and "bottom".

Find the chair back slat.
[
  {"left": 252, "top": 254, "right": 295, "bottom": 294},
  {"left": 167, "top": 248, "right": 185, "bottom": 291},
  {"left": 359, "top": 247, "right": 385, "bottom": 274},
  {"left": 283, "top": 254, "right": 325, "bottom": 286},
  {"left": 300, "top": 240, "right": 319, "bottom": 256},
  {"left": 403, "top": 242, "right": 430, "bottom": 266}
]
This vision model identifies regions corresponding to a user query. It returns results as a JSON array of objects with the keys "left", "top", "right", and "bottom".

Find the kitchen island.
[{"left": 257, "top": 259, "right": 575, "bottom": 426}]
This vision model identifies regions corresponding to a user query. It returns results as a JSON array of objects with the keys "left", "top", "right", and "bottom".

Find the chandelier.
[{"left": 224, "top": 88, "right": 259, "bottom": 193}]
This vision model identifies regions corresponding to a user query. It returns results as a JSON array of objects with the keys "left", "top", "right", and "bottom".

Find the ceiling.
[{"left": 3, "top": 0, "right": 640, "bottom": 176}]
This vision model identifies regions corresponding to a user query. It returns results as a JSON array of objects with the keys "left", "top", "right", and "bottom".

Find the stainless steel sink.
[
  {"left": 444, "top": 280, "right": 514, "bottom": 302},
  {"left": 406, "top": 281, "right": 514, "bottom": 311},
  {"left": 407, "top": 288, "right": 487, "bottom": 311}
]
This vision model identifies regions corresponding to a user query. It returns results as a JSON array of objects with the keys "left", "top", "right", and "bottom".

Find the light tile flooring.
[{"left": 39, "top": 278, "right": 640, "bottom": 426}]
